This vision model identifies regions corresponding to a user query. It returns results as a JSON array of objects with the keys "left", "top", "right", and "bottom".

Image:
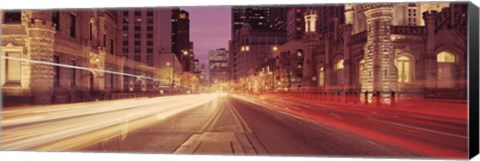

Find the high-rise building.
[
  {"left": 118, "top": 8, "right": 172, "bottom": 67},
  {"left": 230, "top": 6, "right": 288, "bottom": 82},
  {"left": 286, "top": 7, "right": 307, "bottom": 40},
  {"left": 231, "top": 7, "right": 288, "bottom": 39},
  {"left": 208, "top": 48, "right": 230, "bottom": 84},
  {"left": 230, "top": 23, "right": 286, "bottom": 81},
  {"left": 314, "top": 4, "right": 346, "bottom": 34},
  {"left": 171, "top": 8, "right": 192, "bottom": 71}
]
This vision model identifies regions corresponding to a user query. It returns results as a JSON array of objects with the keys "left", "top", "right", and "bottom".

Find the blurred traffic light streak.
[{"left": 232, "top": 93, "right": 467, "bottom": 158}]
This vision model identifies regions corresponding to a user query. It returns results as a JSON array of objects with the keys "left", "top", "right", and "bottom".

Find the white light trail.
[
  {"left": 1, "top": 93, "right": 222, "bottom": 150},
  {"left": 0, "top": 56, "right": 192, "bottom": 88}
]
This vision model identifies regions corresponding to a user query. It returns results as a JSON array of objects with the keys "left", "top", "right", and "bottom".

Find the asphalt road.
[
  {"left": 1, "top": 94, "right": 466, "bottom": 159},
  {"left": 82, "top": 96, "right": 421, "bottom": 158}
]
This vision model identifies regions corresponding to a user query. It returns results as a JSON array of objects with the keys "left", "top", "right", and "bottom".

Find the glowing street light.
[
  {"left": 272, "top": 46, "right": 278, "bottom": 51},
  {"left": 166, "top": 62, "right": 171, "bottom": 66}
]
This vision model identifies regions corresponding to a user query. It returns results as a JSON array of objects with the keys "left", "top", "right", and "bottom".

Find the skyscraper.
[
  {"left": 231, "top": 7, "right": 288, "bottom": 39},
  {"left": 118, "top": 8, "right": 172, "bottom": 67},
  {"left": 314, "top": 4, "right": 346, "bottom": 34},
  {"left": 209, "top": 48, "right": 230, "bottom": 83},
  {"left": 171, "top": 8, "right": 192, "bottom": 71}
]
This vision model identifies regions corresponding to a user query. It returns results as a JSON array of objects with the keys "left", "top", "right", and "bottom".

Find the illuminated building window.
[
  {"left": 397, "top": 55, "right": 413, "bottom": 83},
  {"left": 437, "top": 51, "right": 456, "bottom": 88},
  {"left": 359, "top": 59, "right": 365, "bottom": 85},
  {"left": 319, "top": 67, "right": 324, "bottom": 86},
  {"left": 335, "top": 59, "right": 344, "bottom": 85},
  {"left": 5, "top": 52, "right": 22, "bottom": 84}
]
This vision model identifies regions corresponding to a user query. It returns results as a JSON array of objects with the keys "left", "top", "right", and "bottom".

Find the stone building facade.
[
  {"left": 1, "top": 10, "right": 165, "bottom": 106},
  {"left": 264, "top": 3, "right": 467, "bottom": 100}
]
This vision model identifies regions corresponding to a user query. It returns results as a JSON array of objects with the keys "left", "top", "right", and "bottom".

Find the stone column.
[
  {"left": 342, "top": 24, "right": 353, "bottom": 92},
  {"left": 362, "top": 4, "right": 397, "bottom": 101},
  {"left": 324, "top": 35, "right": 331, "bottom": 87},
  {"left": 303, "top": 33, "right": 319, "bottom": 87},
  {"left": 27, "top": 19, "right": 56, "bottom": 104},
  {"left": 423, "top": 11, "right": 438, "bottom": 89}
]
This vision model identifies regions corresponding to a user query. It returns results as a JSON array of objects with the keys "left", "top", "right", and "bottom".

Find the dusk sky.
[{"left": 182, "top": 6, "right": 231, "bottom": 66}]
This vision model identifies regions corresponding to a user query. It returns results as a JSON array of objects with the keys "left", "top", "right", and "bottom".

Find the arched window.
[
  {"left": 397, "top": 55, "right": 414, "bottom": 83},
  {"left": 89, "top": 21, "right": 93, "bottom": 40},
  {"left": 335, "top": 59, "right": 344, "bottom": 85},
  {"left": 318, "top": 67, "right": 325, "bottom": 86},
  {"left": 437, "top": 51, "right": 455, "bottom": 88},
  {"left": 359, "top": 59, "right": 365, "bottom": 85}
]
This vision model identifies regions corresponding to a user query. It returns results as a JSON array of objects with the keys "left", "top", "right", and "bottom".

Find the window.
[
  {"left": 134, "top": 55, "right": 141, "bottom": 61},
  {"left": 71, "top": 60, "right": 76, "bottom": 87},
  {"left": 110, "top": 73, "right": 114, "bottom": 89},
  {"left": 89, "top": 22, "right": 93, "bottom": 40},
  {"left": 335, "top": 59, "right": 344, "bottom": 85},
  {"left": 397, "top": 55, "right": 413, "bottom": 83},
  {"left": 437, "top": 51, "right": 456, "bottom": 88},
  {"left": 134, "top": 26, "right": 141, "bottom": 31},
  {"left": 54, "top": 55, "right": 60, "bottom": 87},
  {"left": 123, "top": 40, "right": 128, "bottom": 46},
  {"left": 70, "top": 14, "right": 76, "bottom": 38},
  {"left": 123, "top": 25, "right": 128, "bottom": 31},
  {"left": 147, "top": 48, "right": 153, "bottom": 54},
  {"left": 4, "top": 11, "right": 21, "bottom": 24},
  {"left": 52, "top": 11, "right": 60, "bottom": 31},
  {"left": 147, "top": 18, "right": 153, "bottom": 24},
  {"left": 134, "top": 33, "right": 141, "bottom": 39},
  {"left": 147, "top": 11, "right": 153, "bottom": 17},
  {"left": 134, "top": 48, "right": 141, "bottom": 53},
  {"left": 110, "top": 38, "right": 114, "bottom": 54},
  {"left": 147, "top": 41, "right": 153, "bottom": 46},
  {"left": 147, "top": 33, "right": 153, "bottom": 38},
  {"left": 134, "top": 41, "right": 141, "bottom": 46},
  {"left": 318, "top": 67, "right": 324, "bottom": 86},
  {"left": 122, "top": 48, "right": 128, "bottom": 54},
  {"left": 123, "top": 11, "right": 129, "bottom": 16},
  {"left": 103, "top": 34, "right": 107, "bottom": 47},
  {"left": 147, "top": 26, "right": 153, "bottom": 31},
  {"left": 359, "top": 59, "right": 365, "bottom": 85},
  {"left": 5, "top": 52, "right": 22, "bottom": 84},
  {"left": 134, "top": 11, "right": 141, "bottom": 16}
]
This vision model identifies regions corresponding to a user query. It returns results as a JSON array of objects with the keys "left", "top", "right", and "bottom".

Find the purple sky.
[{"left": 182, "top": 6, "right": 231, "bottom": 66}]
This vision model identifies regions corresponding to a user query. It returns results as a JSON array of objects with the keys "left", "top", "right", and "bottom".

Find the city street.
[{"left": 1, "top": 93, "right": 467, "bottom": 158}]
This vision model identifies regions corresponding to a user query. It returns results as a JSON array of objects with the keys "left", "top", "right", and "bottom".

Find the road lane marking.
[
  {"left": 205, "top": 101, "right": 225, "bottom": 132},
  {"left": 227, "top": 102, "right": 246, "bottom": 133},
  {"left": 366, "top": 117, "right": 467, "bottom": 139},
  {"left": 198, "top": 100, "right": 222, "bottom": 133},
  {"left": 226, "top": 100, "right": 253, "bottom": 134}
]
